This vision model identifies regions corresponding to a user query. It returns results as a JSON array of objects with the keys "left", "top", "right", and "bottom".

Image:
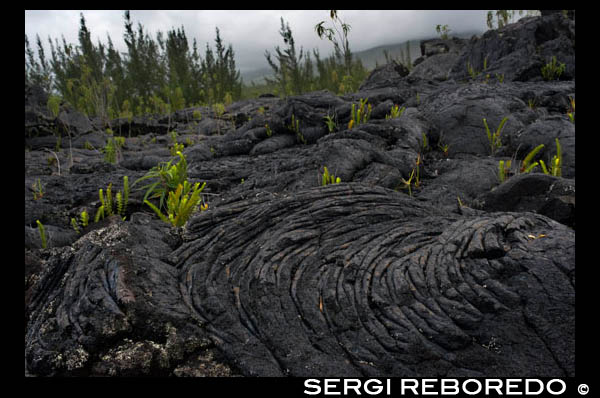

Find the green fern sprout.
[
  {"left": 421, "top": 132, "right": 430, "bottom": 153},
  {"left": 498, "top": 159, "right": 512, "bottom": 183},
  {"left": 144, "top": 181, "right": 207, "bottom": 228},
  {"left": 106, "top": 183, "right": 114, "bottom": 217},
  {"left": 81, "top": 210, "right": 89, "bottom": 227},
  {"left": 567, "top": 97, "right": 575, "bottom": 123},
  {"left": 483, "top": 116, "right": 508, "bottom": 156},
  {"left": 385, "top": 104, "right": 405, "bottom": 120},
  {"left": 520, "top": 144, "right": 545, "bottom": 173},
  {"left": 95, "top": 188, "right": 106, "bottom": 222},
  {"left": 265, "top": 124, "right": 273, "bottom": 137},
  {"left": 467, "top": 61, "right": 480, "bottom": 80},
  {"left": 540, "top": 138, "right": 562, "bottom": 177},
  {"left": 349, "top": 98, "right": 371, "bottom": 129},
  {"left": 289, "top": 115, "right": 306, "bottom": 144},
  {"left": 32, "top": 178, "right": 44, "bottom": 200},
  {"left": 71, "top": 217, "right": 81, "bottom": 234},
  {"left": 323, "top": 114, "right": 337, "bottom": 133},
  {"left": 36, "top": 220, "right": 47, "bottom": 249},
  {"left": 399, "top": 168, "right": 415, "bottom": 197},
  {"left": 320, "top": 166, "right": 341, "bottom": 186}
]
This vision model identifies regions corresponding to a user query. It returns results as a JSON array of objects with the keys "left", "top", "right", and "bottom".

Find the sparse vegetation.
[
  {"left": 145, "top": 180, "right": 208, "bottom": 228},
  {"left": 386, "top": 104, "right": 405, "bottom": 119},
  {"left": 540, "top": 138, "right": 562, "bottom": 177},
  {"left": 541, "top": 56, "right": 566, "bottom": 81},
  {"left": 36, "top": 220, "right": 47, "bottom": 249},
  {"left": 483, "top": 116, "right": 508, "bottom": 156},
  {"left": 348, "top": 98, "right": 371, "bottom": 129},
  {"left": 320, "top": 166, "right": 341, "bottom": 186}
]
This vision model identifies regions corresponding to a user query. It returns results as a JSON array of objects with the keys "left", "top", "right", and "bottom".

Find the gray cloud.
[{"left": 25, "top": 10, "right": 494, "bottom": 73}]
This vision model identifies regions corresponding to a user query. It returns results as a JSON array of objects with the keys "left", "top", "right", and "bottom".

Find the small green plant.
[
  {"left": 540, "top": 138, "right": 562, "bottom": 177},
  {"left": 349, "top": 98, "right": 371, "bottom": 129},
  {"left": 567, "top": 96, "right": 575, "bottom": 123},
  {"left": 213, "top": 103, "right": 225, "bottom": 118},
  {"left": 72, "top": 210, "right": 90, "bottom": 234},
  {"left": 495, "top": 73, "right": 505, "bottom": 83},
  {"left": 483, "top": 116, "right": 508, "bottom": 156},
  {"left": 385, "top": 104, "right": 405, "bottom": 120},
  {"left": 467, "top": 61, "right": 481, "bottom": 80},
  {"left": 103, "top": 136, "right": 125, "bottom": 164},
  {"left": 71, "top": 217, "right": 81, "bottom": 234},
  {"left": 320, "top": 166, "right": 341, "bottom": 186},
  {"left": 94, "top": 176, "right": 130, "bottom": 222},
  {"left": 324, "top": 114, "right": 337, "bottom": 133},
  {"left": 414, "top": 154, "right": 422, "bottom": 188},
  {"left": 265, "top": 124, "right": 273, "bottom": 137},
  {"left": 213, "top": 103, "right": 226, "bottom": 134},
  {"left": 169, "top": 131, "right": 184, "bottom": 156},
  {"left": 421, "top": 132, "right": 430, "bottom": 153},
  {"left": 520, "top": 144, "right": 545, "bottom": 173},
  {"left": 541, "top": 56, "right": 566, "bottom": 81},
  {"left": 399, "top": 168, "right": 416, "bottom": 197},
  {"left": 257, "top": 106, "right": 265, "bottom": 115},
  {"left": 80, "top": 210, "right": 89, "bottom": 227},
  {"left": 436, "top": 24, "right": 451, "bottom": 39},
  {"left": 84, "top": 141, "right": 94, "bottom": 150},
  {"left": 144, "top": 180, "right": 208, "bottom": 228},
  {"left": 32, "top": 178, "right": 44, "bottom": 200},
  {"left": 289, "top": 114, "right": 306, "bottom": 144},
  {"left": 498, "top": 159, "right": 512, "bottom": 183},
  {"left": 193, "top": 110, "right": 202, "bottom": 121},
  {"left": 47, "top": 95, "right": 61, "bottom": 119},
  {"left": 134, "top": 151, "right": 190, "bottom": 212},
  {"left": 36, "top": 220, "right": 47, "bottom": 249},
  {"left": 438, "top": 134, "right": 450, "bottom": 157},
  {"left": 527, "top": 98, "right": 536, "bottom": 110}
]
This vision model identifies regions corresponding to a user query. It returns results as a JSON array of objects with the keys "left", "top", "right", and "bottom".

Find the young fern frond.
[
  {"left": 483, "top": 116, "right": 508, "bottom": 156},
  {"left": 521, "top": 144, "right": 544, "bottom": 173},
  {"left": 320, "top": 166, "right": 341, "bottom": 186},
  {"left": 106, "top": 184, "right": 114, "bottom": 217},
  {"left": 81, "top": 211, "right": 89, "bottom": 227},
  {"left": 71, "top": 218, "right": 80, "bottom": 234},
  {"left": 36, "top": 220, "right": 47, "bottom": 249},
  {"left": 94, "top": 205, "right": 105, "bottom": 223},
  {"left": 121, "top": 176, "right": 129, "bottom": 217},
  {"left": 116, "top": 192, "right": 123, "bottom": 218}
]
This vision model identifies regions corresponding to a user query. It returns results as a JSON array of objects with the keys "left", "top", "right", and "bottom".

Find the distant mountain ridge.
[{"left": 240, "top": 29, "right": 484, "bottom": 84}]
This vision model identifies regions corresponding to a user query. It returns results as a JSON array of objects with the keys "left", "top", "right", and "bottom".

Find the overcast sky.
[{"left": 25, "top": 10, "right": 494, "bottom": 73}]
